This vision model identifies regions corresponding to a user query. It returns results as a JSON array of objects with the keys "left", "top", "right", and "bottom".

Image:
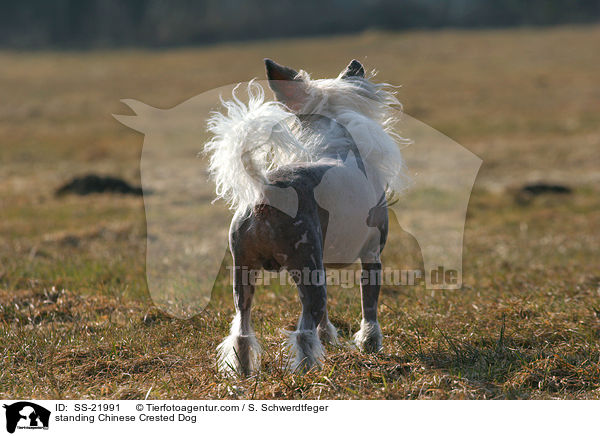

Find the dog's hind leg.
[
  {"left": 285, "top": 248, "right": 327, "bottom": 373},
  {"left": 217, "top": 254, "right": 261, "bottom": 376},
  {"left": 354, "top": 260, "right": 383, "bottom": 353}
]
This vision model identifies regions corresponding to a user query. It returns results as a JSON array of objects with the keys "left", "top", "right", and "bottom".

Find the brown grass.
[{"left": 1, "top": 25, "right": 600, "bottom": 399}]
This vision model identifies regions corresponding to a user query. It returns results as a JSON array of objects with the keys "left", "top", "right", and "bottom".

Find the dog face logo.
[{"left": 3, "top": 402, "right": 50, "bottom": 433}]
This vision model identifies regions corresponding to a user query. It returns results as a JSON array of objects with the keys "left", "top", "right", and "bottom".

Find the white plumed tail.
[{"left": 204, "top": 81, "right": 305, "bottom": 212}]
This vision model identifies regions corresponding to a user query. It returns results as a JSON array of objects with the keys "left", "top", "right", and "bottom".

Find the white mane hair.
[
  {"left": 204, "top": 72, "right": 409, "bottom": 212},
  {"left": 295, "top": 69, "right": 410, "bottom": 195}
]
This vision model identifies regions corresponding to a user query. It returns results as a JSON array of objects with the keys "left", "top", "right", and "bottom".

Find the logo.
[
  {"left": 3, "top": 402, "right": 50, "bottom": 434},
  {"left": 114, "top": 80, "right": 481, "bottom": 318}
]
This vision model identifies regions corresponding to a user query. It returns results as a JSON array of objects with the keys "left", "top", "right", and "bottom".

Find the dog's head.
[{"left": 264, "top": 58, "right": 399, "bottom": 123}]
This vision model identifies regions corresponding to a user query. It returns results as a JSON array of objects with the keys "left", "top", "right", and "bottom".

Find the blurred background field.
[{"left": 1, "top": 7, "right": 600, "bottom": 399}]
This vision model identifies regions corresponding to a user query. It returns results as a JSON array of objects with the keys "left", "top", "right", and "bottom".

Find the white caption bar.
[{"left": 0, "top": 400, "right": 595, "bottom": 435}]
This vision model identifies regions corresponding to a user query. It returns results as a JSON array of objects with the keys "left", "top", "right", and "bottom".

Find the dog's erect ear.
[
  {"left": 265, "top": 58, "right": 298, "bottom": 82},
  {"left": 341, "top": 59, "right": 365, "bottom": 79},
  {"left": 264, "top": 58, "right": 308, "bottom": 111}
]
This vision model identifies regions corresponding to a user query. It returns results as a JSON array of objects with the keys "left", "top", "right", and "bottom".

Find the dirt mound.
[{"left": 56, "top": 174, "right": 143, "bottom": 196}]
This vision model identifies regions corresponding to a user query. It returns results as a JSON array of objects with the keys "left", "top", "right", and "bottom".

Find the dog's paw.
[
  {"left": 353, "top": 320, "right": 382, "bottom": 353},
  {"left": 217, "top": 333, "right": 261, "bottom": 376}
]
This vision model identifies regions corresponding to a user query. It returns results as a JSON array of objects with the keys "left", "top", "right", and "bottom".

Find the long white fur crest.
[
  {"left": 296, "top": 71, "right": 410, "bottom": 196},
  {"left": 204, "top": 74, "right": 409, "bottom": 212}
]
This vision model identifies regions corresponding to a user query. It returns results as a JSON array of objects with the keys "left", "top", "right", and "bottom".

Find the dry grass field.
[{"left": 1, "top": 25, "right": 599, "bottom": 399}]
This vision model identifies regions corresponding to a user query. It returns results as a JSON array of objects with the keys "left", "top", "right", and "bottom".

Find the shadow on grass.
[{"left": 394, "top": 318, "right": 600, "bottom": 398}]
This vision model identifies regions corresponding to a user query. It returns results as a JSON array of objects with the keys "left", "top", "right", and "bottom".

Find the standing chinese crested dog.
[{"left": 204, "top": 59, "right": 408, "bottom": 375}]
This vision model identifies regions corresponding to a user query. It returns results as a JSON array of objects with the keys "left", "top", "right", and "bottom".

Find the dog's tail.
[{"left": 204, "top": 81, "right": 304, "bottom": 211}]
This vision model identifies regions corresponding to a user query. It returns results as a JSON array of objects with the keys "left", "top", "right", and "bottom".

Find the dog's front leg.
[{"left": 354, "top": 260, "right": 383, "bottom": 353}]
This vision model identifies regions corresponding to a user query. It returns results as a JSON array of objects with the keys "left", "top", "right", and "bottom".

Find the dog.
[{"left": 204, "top": 59, "right": 408, "bottom": 375}]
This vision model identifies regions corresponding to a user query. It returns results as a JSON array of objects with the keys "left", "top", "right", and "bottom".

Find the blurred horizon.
[{"left": 1, "top": 0, "right": 599, "bottom": 49}]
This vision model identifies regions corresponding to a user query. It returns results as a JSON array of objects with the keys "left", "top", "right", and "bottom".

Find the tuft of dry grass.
[{"left": 1, "top": 25, "right": 600, "bottom": 399}]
